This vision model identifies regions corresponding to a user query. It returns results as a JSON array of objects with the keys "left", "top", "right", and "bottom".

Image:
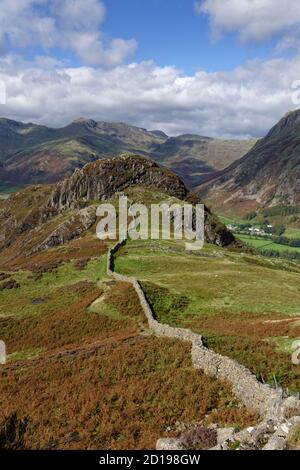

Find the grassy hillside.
[
  {"left": 115, "top": 239, "right": 300, "bottom": 392},
  {"left": 0, "top": 181, "right": 256, "bottom": 449},
  {"left": 0, "top": 231, "right": 254, "bottom": 449}
]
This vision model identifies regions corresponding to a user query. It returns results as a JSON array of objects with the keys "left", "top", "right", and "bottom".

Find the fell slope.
[
  {"left": 0, "top": 154, "right": 235, "bottom": 264},
  {"left": 0, "top": 156, "right": 254, "bottom": 450},
  {"left": 197, "top": 110, "right": 300, "bottom": 216},
  {"left": 0, "top": 117, "right": 255, "bottom": 188}
]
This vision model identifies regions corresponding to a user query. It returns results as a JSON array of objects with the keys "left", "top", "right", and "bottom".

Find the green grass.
[
  {"left": 0, "top": 256, "right": 107, "bottom": 319},
  {"left": 114, "top": 239, "right": 300, "bottom": 390},
  {"left": 236, "top": 234, "right": 300, "bottom": 254},
  {"left": 115, "top": 239, "right": 300, "bottom": 320},
  {"left": 285, "top": 227, "right": 300, "bottom": 239},
  {"left": 217, "top": 214, "right": 247, "bottom": 226},
  {"left": 8, "top": 348, "right": 45, "bottom": 362}
]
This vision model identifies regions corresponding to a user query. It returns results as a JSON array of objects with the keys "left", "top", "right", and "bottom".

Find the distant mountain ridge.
[
  {"left": 0, "top": 117, "right": 255, "bottom": 188},
  {"left": 197, "top": 110, "right": 300, "bottom": 216}
]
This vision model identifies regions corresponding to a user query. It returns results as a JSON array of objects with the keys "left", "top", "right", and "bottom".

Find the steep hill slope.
[
  {"left": 197, "top": 111, "right": 300, "bottom": 217},
  {"left": 0, "top": 117, "right": 255, "bottom": 188},
  {"left": 0, "top": 154, "right": 235, "bottom": 266}
]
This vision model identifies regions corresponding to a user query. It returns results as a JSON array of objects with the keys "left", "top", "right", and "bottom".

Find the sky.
[{"left": 0, "top": 0, "right": 300, "bottom": 138}]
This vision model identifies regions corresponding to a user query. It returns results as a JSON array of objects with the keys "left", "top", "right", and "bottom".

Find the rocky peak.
[
  {"left": 71, "top": 117, "right": 98, "bottom": 129},
  {"left": 46, "top": 153, "right": 235, "bottom": 247},
  {"left": 48, "top": 154, "right": 189, "bottom": 211},
  {"left": 266, "top": 109, "right": 300, "bottom": 139},
  {"left": 0, "top": 154, "right": 236, "bottom": 252}
]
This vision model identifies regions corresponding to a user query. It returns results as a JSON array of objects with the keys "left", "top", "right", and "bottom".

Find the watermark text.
[{"left": 96, "top": 196, "right": 205, "bottom": 251}]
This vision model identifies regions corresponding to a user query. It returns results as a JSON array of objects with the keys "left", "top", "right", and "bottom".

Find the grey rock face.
[
  {"left": 31, "top": 206, "right": 97, "bottom": 253},
  {"left": 48, "top": 154, "right": 189, "bottom": 211},
  {"left": 217, "top": 427, "right": 235, "bottom": 445}
]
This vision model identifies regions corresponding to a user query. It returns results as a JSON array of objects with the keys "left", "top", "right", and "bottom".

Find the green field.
[
  {"left": 236, "top": 234, "right": 300, "bottom": 254},
  {"left": 217, "top": 214, "right": 247, "bottom": 226},
  {"left": 216, "top": 213, "right": 300, "bottom": 259},
  {"left": 285, "top": 227, "right": 300, "bottom": 239},
  {"left": 115, "top": 240, "right": 300, "bottom": 319}
]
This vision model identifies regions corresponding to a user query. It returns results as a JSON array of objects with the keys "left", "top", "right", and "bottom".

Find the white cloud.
[
  {"left": 195, "top": 0, "right": 300, "bottom": 43},
  {"left": 1, "top": 55, "right": 300, "bottom": 138},
  {"left": 0, "top": 0, "right": 137, "bottom": 66},
  {"left": 0, "top": 0, "right": 299, "bottom": 138}
]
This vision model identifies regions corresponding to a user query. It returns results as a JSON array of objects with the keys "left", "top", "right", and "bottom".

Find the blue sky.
[
  {"left": 9, "top": 0, "right": 279, "bottom": 73},
  {"left": 0, "top": 0, "right": 300, "bottom": 137},
  {"left": 103, "top": 0, "right": 277, "bottom": 73}
]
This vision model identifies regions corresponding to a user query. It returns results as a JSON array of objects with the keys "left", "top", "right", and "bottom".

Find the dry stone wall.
[{"left": 107, "top": 240, "right": 299, "bottom": 425}]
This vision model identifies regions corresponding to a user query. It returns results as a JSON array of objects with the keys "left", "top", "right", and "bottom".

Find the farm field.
[
  {"left": 236, "top": 234, "right": 300, "bottom": 254},
  {"left": 285, "top": 227, "right": 300, "bottom": 239}
]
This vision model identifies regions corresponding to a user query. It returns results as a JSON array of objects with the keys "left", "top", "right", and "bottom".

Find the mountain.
[
  {"left": 0, "top": 117, "right": 255, "bottom": 189},
  {"left": 151, "top": 134, "right": 256, "bottom": 187},
  {"left": 197, "top": 110, "right": 300, "bottom": 218},
  {"left": 0, "top": 154, "right": 235, "bottom": 265}
]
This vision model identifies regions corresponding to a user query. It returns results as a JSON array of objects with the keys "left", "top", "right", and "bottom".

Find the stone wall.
[{"left": 107, "top": 240, "right": 296, "bottom": 420}]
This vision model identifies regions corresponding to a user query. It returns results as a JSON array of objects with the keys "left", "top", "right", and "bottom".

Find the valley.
[
  {"left": 217, "top": 215, "right": 300, "bottom": 261},
  {"left": 0, "top": 161, "right": 300, "bottom": 449}
]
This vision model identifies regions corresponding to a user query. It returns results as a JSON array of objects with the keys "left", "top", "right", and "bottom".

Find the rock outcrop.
[
  {"left": 48, "top": 154, "right": 190, "bottom": 210},
  {"left": 0, "top": 154, "right": 236, "bottom": 254},
  {"left": 47, "top": 154, "right": 235, "bottom": 247},
  {"left": 30, "top": 206, "right": 97, "bottom": 254}
]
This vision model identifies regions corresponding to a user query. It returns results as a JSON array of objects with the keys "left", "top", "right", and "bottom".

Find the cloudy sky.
[{"left": 0, "top": 0, "right": 300, "bottom": 137}]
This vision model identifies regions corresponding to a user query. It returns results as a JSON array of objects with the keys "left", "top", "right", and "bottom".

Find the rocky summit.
[
  {"left": 48, "top": 154, "right": 189, "bottom": 210},
  {"left": 0, "top": 154, "right": 235, "bottom": 261}
]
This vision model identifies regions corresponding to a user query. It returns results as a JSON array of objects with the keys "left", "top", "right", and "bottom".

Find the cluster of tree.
[
  {"left": 234, "top": 223, "right": 252, "bottom": 232},
  {"left": 234, "top": 222, "right": 286, "bottom": 236},
  {"left": 259, "top": 248, "right": 300, "bottom": 262},
  {"left": 268, "top": 224, "right": 286, "bottom": 236},
  {"left": 263, "top": 205, "right": 300, "bottom": 217},
  {"left": 273, "top": 236, "right": 300, "bottom": 247}
]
